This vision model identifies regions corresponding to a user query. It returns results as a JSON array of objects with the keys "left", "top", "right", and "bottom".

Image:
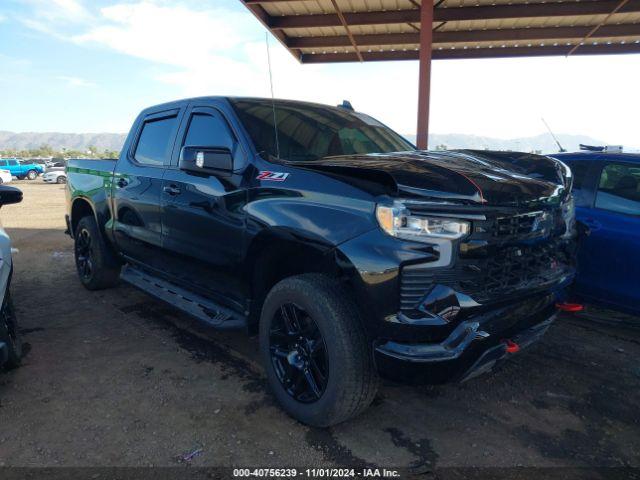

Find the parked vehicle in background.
[
  {"left": 550, "top": 150, "right": 640, "bottom": 316},
  {"left": 45, "top": 161, "right": 67, "bottom": 173},
  {"left": 28, "top": 159, "right": 50, "bottom": 168},
  {"left": 0, "top": 186, "right": 24, "bottom": 370},
  {"left": 43, "top": 170, "right": 67, "bottom": 184},
  {"left": 0, "top": 170, "right": 12, "bottom": 184},
  {"left": 66, "top": 97, "right": 576, "bottom": 426},
  {"left": 0, "top": 159, "right": 43, "bottom": 180}
]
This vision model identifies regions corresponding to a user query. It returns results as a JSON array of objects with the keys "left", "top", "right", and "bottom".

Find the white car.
[
  {"left": 0, "top": 186, "right": 23, "bottom": 369},
  {"left": 43, "top": 170, "right": 67, "bottom": 184},
  {"left": 0, "top": 170, "right": 12, "bottom": 185}
]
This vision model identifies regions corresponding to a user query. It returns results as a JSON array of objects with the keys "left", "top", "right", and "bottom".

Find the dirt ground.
[{"left": 0, "top": 180, "right": 638, "bottom": 470}]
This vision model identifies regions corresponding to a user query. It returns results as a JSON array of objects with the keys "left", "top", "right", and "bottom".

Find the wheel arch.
[
  {"left": 244, "top": 229, "right": 357, "bottom": 334},
  {"left": 70, "top": 196, "right": 112, "bottom": 240}
]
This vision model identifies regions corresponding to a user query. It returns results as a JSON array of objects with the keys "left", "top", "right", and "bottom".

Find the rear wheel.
[
  {"left": 74, "top": 216, "right": 121, "bottom": 290},
  {"left": 26, "top": 170, "right": 37, "bottom": 180},
  {"left": 0, "top": 294, "right": 22, "bottom": 369},
  {"left": 260, "top": 274, "right": 379, "bottom": 427},
  {"left": 56, "top": 175, "right": 67, "bottom": 184}
]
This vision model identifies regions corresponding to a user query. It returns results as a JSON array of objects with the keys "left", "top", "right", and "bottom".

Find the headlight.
[{"left": 376, "top": 203, "right": 470, "bottom": 242}]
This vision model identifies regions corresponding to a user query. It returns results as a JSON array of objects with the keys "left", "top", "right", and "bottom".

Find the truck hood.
[{"left": 293, "top": 150, "right": 567, "bottom": 206}]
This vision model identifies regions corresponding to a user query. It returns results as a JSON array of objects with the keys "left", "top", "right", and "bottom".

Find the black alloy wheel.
[
  {"left": 75, "top": 227, "right": 94, "bottom": 281},
  {"left": 269, "top": 303, "right": 329, "bottom": 403}
]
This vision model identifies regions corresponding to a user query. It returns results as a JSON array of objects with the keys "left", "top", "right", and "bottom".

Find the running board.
[{"left": 121, "top": 266, "right": 247, "bottom": 330}]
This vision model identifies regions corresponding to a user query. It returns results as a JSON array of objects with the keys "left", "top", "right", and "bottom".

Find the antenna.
[
  {"left": 265, "top": 32, "right": 281, "bottom": 159},
  {"left": 541, "top": 117, "right": 566, "bottom": 153}
]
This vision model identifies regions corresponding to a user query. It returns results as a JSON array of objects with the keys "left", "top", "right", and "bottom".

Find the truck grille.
[
  {"left": 400, "top": 208, "right": 573, "bottom": 312},
  {"left": 494, "top": 212, "right": 540, "bottom": 237}
]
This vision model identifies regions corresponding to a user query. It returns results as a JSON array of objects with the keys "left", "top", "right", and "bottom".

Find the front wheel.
[
  {"left": 74, "top": 216, "right": 121, "bottom": 290},
  {"left": 260, "top": 274, "right": 379, "bottom": 427},
  {"left": 0, "top": 294, "right": 22, "bottom": 369},
  {"left": 56, "top": 175, "right": 67, "bottom": 184},
  {"left": 26, "top": 170, "right": 37, "bottom": 180}
]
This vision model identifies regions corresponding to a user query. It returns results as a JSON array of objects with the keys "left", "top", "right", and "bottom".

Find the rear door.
[
  {"left": 160, "top": 103, "right": 248, "bottom": 310},
  {"left": 111, "top": 108, "right": 184, "bottom": 271},
  {"left": 7, "top": 160, "right": 19, "bottom": 177},
  {"left": 575, "top": 160, "right": 640, "bottom": 312}
]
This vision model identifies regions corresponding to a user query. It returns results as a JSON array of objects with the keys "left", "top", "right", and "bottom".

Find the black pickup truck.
[{"left": 66, "top": 97, "right": 576, "bottom": 426}]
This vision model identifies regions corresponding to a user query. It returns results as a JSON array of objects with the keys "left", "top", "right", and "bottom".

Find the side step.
[{"left": 121, "top": 266, "right": 247, "bottom": 330}]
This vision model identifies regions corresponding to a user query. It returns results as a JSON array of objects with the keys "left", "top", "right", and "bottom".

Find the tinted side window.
[
  {"left": 184, "top": 112, "right": 236, "bottom": 151},
  {"left": 595, "top": 163, "right": 640, "bottom": 215},
  {"left": 566, "top": 161, "right": 590, "bottom": 190},
  {"left": 134, "top": 115, "right": 178, "bottom": 166},
  {"left": 565, "top": 160, "right": 592, "bottom": 206},
  {"left": 0, "top": 161, "right": 6, "bottom": 167},
  {"left": 8, "top": 160, "right": 18, "bottom": 166}
]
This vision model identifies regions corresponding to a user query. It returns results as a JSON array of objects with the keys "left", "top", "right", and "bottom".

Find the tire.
[
  {"left": 259, "top": 274, "right": 379, "bottom": 427},
  {"left": 56, "top": 175, "right": 67, "bottom": 184},
  {"left": 26, "top": 170, "right": 37, "bottom": 180},
  {"left": 0, "top": 294, "right": 22, "bottom": 369},
  {"left": 16, "top": 176, "right": 24, "bottom": 181},
  {"left": 0, "top": 178, "right": 4, "bottom": 185},
  {"left": 74, "top": 215, "right": 121, "bottom": 290}
]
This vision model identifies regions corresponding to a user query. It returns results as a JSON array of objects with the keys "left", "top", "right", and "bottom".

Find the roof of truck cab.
[{"left": 142, "top": 96, "right": 371, "bottom": 116}]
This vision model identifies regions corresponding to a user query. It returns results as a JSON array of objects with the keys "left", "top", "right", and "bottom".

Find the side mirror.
[
  {"left": 0, "top": 186, "right": 22, "bottom": 206},
  {"left": 179, "top": 146, "right": 233, "bottom": 174}
]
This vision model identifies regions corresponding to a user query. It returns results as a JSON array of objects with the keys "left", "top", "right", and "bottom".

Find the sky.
[{"left": 0, "top": 0, "right": 639, "bottom": 146}]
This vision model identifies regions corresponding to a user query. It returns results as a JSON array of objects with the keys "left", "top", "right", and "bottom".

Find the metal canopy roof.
[{"left": 241, "top": 0, "right": 640, "bottom": 63}]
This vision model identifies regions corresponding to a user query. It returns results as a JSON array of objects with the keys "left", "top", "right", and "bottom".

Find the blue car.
[
  {"left": 551, "top": 151, "right": 640, "bottom": 315},
  {"left": 0, "top": 158, "right": 44, "bottom": 180}
]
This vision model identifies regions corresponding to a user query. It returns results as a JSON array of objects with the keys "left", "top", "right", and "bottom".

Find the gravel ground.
[{"left": 0, "top": 180, "right": 638, "bottom": 470}]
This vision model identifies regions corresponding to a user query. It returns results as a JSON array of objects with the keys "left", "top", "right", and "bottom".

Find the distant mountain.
[
  {"left": 403, "top": 133, "right": 628, "bottom": 154},
  {"left": 0, "top": 131, "right": 127, "bottom": 152}
]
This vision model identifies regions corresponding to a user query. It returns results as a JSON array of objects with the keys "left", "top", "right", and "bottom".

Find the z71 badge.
[{"left": 257, "top": 171, "right": 290, "bottom": 182}]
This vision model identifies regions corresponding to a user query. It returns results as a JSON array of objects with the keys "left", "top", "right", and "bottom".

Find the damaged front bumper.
[{"left": 374, "top": 293, "right": 559, "bottom": 384}]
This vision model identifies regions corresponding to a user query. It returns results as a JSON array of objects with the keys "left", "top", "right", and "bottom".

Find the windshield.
[{"left": 230, "top": 99, "right": 414, "bottom": 162}]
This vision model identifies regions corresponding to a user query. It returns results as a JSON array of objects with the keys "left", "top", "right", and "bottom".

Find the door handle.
[
  {"left": 163, "top": 185, "right": 181, "bottom": 196},
  {"left": 116, "top": 177, "right": 129, "bottom": 188}
]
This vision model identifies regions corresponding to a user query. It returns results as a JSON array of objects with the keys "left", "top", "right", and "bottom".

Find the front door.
[
  {"left": 576, "top": 161, "right": 640, "bottom": 313},
  {"left": 111, "top": 108, "right": 182, "bottom": 271},
  {"left": 161, "top": 105, "right": 248, "bottom": 312}
]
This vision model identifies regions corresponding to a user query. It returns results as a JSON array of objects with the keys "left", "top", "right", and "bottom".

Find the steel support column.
[{"left": 416, "top": 0, "right": 434, "bottom": 150}]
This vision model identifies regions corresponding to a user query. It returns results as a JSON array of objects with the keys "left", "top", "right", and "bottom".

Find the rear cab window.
[
  {"left": 595, "top": 163, "right": 640, "bottom": 215},
  {"left": 134, "top": 113, "right": 179, "bottom": 166}
]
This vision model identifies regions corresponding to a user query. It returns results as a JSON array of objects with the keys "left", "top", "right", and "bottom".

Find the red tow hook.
[
  {"left": 555, "top": 302, "right": 584, "bottom": 313},
  {"left": 502, "top": 339, "right": 520, "bottom": 354}
]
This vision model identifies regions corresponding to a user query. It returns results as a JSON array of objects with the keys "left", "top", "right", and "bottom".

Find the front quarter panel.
[{"left": 245, "top": 161, "right": 379, "bottom": 248}]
